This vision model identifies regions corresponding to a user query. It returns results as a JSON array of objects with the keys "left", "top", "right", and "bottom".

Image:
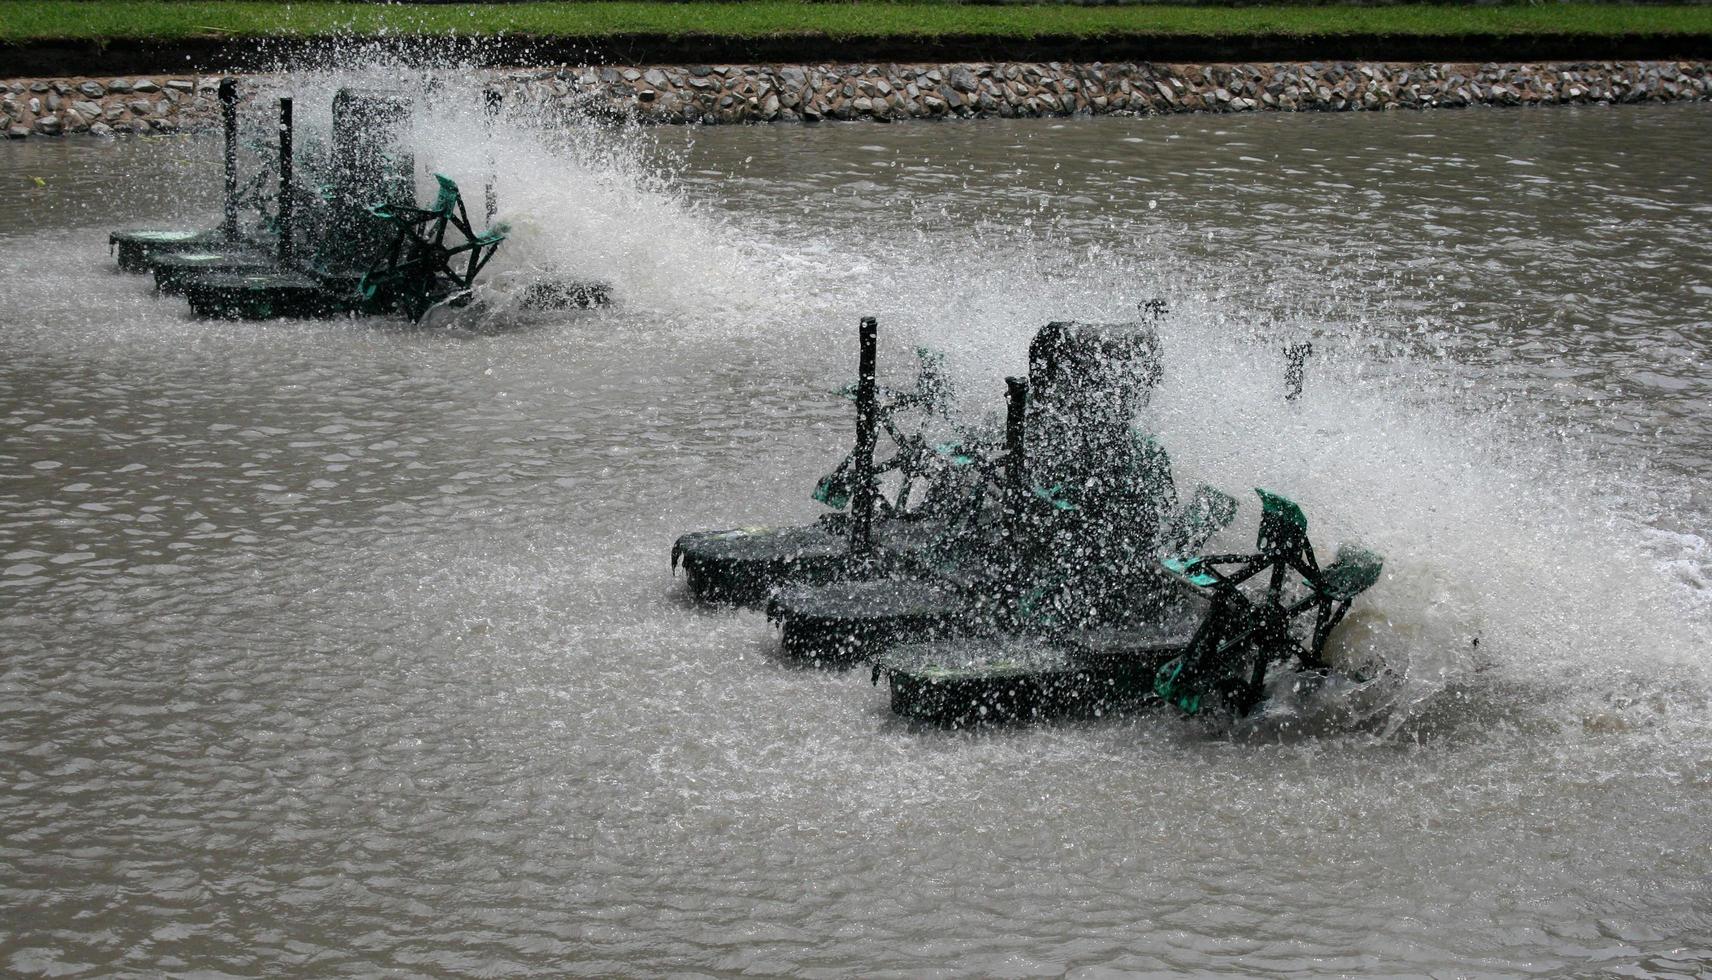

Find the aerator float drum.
[
  {"left": 673, "top": 309, "right": 1387, "bottom": 725},
  {"left": 763, "top": 312, "right": 1209, "bottom": 667},
  {"left": 671, "top": 317, "right": 969, "bottom": 609},
  {"left": 108, "top": 83, "right": 610, "bottom": 324}
]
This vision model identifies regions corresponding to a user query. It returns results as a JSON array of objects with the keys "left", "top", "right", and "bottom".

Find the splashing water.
[{"left": 141, "top": 58, "right": 1712, "bottom": 734}]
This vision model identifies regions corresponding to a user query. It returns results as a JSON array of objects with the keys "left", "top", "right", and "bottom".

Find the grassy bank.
[{"left": 4, "top": 1, "right": 1711, "bottom": 44}]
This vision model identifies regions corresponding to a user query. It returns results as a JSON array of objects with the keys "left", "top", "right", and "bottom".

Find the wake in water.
[{"left": 236, "top": 53, "right": 1712, "bottom": 737}]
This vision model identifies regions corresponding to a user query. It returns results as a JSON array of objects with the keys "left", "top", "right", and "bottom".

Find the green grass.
[{"left": 2, "top": 1, "right": 1710, "bottom": 44}]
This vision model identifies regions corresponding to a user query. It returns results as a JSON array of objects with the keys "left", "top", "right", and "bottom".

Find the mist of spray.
[{"left": 247, "top": 49, "right": 1711, "bottom": 736}]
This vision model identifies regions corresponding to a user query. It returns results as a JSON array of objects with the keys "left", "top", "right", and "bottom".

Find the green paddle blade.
[
  {"left": 813, "top": 456, "right": 854, "bottom": 510},
  {"left": 1320, "top": 544, "right": 1384, "bottom": 599},
  {"left": 1163, "top": 484, "right": 1239, "bottom": 556},
  {"left": 1153, "top": 657, "right": 1204, "bottom": 714}
]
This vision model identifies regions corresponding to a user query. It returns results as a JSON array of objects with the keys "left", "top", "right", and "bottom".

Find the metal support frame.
[
  {"left": 850, "top": 317, "right": 880, "bottom": 555},
  {"left": 219, "top": 78, "right": 239, "bottom": 243},
  {"left": 277, "top": 97, "right": 294, "bottom": 265},
  {"left": 1002, "top": 376, "right": 1027, "bottom": 539}
]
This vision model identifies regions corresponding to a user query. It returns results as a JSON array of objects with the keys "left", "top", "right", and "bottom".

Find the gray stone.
[
  {"left": 128, "top": 99, "right": 152, "bottom": 116},
  {"left": 690, "top": 65, "right": 712, "bottom": 77},
  {"left": 6, "top": 125, "right": 26, "bottom": 139},
  {"left": 131, "top": 78, "right": 159, "bottom": 93},
  {"left": 28, "top": 97, "right": 41, "bottom": 114},
  {"left": 35, "top": 114, "right": 61, "bottom": 135},
  {"left": 73, "top": 99, "right": 101, "bottom": 118},
  {"left": 644, "top": 69, "right": 669, "bottom": 89},
  {"left": 62, "top": 109, "right": 88, "bottom": 132},
  {"left": 166, "top": 79, "right": 193, "bottom": 91},
  {"left": 29, "top": 81, "right": 49, "bottom": 93},
  {"left": 46, "top": 93, "right": 61, "bottom": 111},
  {"left": 78, "top": 81, "right": 105, "bottom": 98},
  {"left": 621, "top": 68, "right": 641, "bottom": 82},
  {"left": 949, "top": 67, "right": 977, "bottom": 93}
]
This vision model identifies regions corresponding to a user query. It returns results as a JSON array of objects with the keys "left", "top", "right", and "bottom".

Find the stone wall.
[
  {"left": 1, "top": 76, "right": 215, "bottom": 137},
  {"left": 4, "top": 60, "right": 1710, "bottom": 138}
]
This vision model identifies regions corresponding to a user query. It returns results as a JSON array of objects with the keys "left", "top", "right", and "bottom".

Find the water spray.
[
  {"left": 1285, "top": 341, "right": 1313, "bottom": 401},
  {"left": 483, "top": 87, "right": 502, "bottom": 225}
]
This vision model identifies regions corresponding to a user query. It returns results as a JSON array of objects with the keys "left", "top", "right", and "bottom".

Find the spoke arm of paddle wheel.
[
  {"left": 359, "top": 175, "right": 506, "bottom": 322},
  {"left": 1154, "top": 489, "right": 1383, "bottom": 715}
]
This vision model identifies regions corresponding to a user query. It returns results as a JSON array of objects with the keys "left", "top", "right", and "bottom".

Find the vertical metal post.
[
  {"left": 1003, "top": 376, "right": 1027, "bottom": 537},
  {"left": 482, "top": 88, "right": 503, "bottom": 225},
  {"left": 1284, "top": 342, "right": 1313, "bottom": 401},
  {"left": 850, "top": 317, "right": 879, "bottom": 556},
  {"left": 277, "top": 97, "right": 294, "bottom": 266},
  {"left": 219, "top": 78, "right": 239, "bottom": 243}
]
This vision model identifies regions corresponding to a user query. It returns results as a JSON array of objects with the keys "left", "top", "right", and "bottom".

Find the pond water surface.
[{"left": 2, "top": 90, "right": 1710, "bottom": 976}]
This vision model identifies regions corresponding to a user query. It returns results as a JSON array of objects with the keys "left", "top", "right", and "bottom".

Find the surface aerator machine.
[
  {"left": 673, "top": 313, "right": 1385, "bottom": 725},
  {"left": 110, "top": 83, "right": 607, "bottom": 323}
]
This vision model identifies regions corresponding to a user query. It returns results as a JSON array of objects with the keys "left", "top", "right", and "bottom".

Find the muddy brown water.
[{"left": 2, "top": 99, "right": 1710, "bottom": 975}]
